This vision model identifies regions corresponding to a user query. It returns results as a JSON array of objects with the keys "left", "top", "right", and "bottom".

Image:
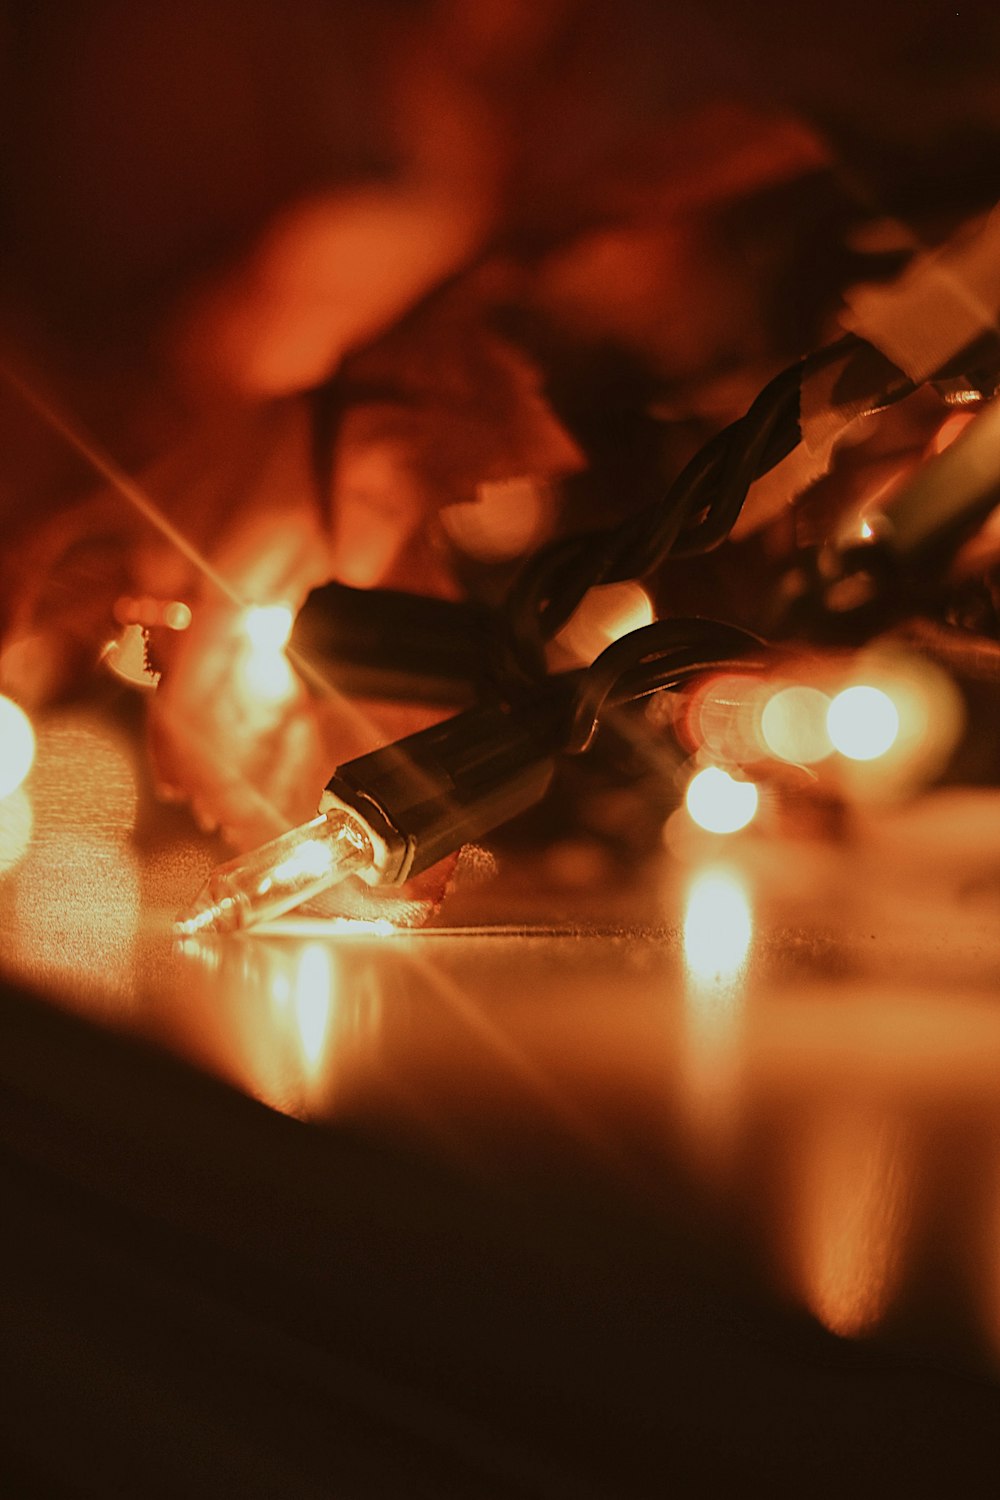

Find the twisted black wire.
[
  {"left": 566, "top": 617, "right": 767, "bottom": 754},
  {"left": 502, "top": 346, "right": 836, "bottom": 677}
]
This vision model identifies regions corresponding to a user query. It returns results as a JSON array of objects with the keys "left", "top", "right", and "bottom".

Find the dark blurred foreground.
[{"left": 5, "top": 969, "right": 1000, "bottom": 1499}]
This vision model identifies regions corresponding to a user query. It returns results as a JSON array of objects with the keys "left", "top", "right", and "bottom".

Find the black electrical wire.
[
  {"left": 500, "top": 338, "right": 867, "bottom": 678},
  {"left": 502, "top": 333, "right": 927, "bottom": 681},
  {"left": 565, "top": 617, "right": 767, "bottom": 753},
  {"left": 304, "top": 332, "right": 917, "bottom": 735},
  {"left": 189, "top": 335, "right": 936, "bottom": 926}
]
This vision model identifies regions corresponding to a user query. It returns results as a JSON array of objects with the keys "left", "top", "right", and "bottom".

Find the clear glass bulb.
[{"left": 175, "top": 809, "right": 375, "bottom": 936}]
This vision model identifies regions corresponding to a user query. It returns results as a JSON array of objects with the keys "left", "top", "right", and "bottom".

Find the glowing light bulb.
[
  {"left": 0, "top": 694, "right": 36, "bottom": 798},
  {"left": 175, "top": 809, "right": 375, "bottom": 936},
  {"left": 238, "top": 603, "right": 297, "bottom": 703},
  {"left": 760, "top": 685, "right": 833, "bottom": 765},
  {"left": 551, "top": 581, "right": 654, "bottom": 666},
  {"left": 827, "top": 685, "right": 900, "bottom": 761},
  {"left": 243, "top": 604, "right": 294, "bottom": 652},
  {"left": 685, "top": 766, "right": 758, "bottom": 835}
]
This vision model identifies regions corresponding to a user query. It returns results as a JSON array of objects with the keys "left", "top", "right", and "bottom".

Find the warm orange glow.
[
  {"left": 170, "top": 939, "right": 339, "bottom": 1117},
  {"left": 828, "top": 654, "right": 964, "bottom": 804},
  {"left": 291, "top": 943, "right": 336, "bottom": 1073},
  {"left": 932, "top": 410, "right": 976, "bottom": 455},
  {"left": 683, "top": 868, "right": 753, "bottom": 985},
  {"left": 679, "top": 672, "right": 767, "bottom": 763},
  {"left": 795, "top": 1111, "right": 911, "bottom": 1338},
  {"left": 0, "top": 694, "right": 36, "bottom": 798},
  {"left": 269, "top": 837, "right": 339, "bottom": 890},
  {"left": 827, "top": 685, "right": 900, "bottom": 761},
  {"left": 237, "top": 645, "right": 297, "bottom": 703},
  {"left": 8, "top": 712, "right": 140, "bottom": 1001},
  {"left": 441, "top": 477, "right": 550, "bottom": 562},
  {"left": 685, "top": 766, "right": 758, "bottom": 834},
  {"left": 243, "top": 604, "right": 294, "bottom": 652},
  {"left": 552, "top": 581, "right": 654, "bottom": 667},
  {"left": 260, "top": 916, "right": 398, "bottom": 938},
  {"left": 235, "top": 604, "right": 298, "bottom": 703},
  {"left": 759, "top": 685, "right": 833, "bottom": 765},
  {"left": 678, "top": 867, "right": 754, "bottom": 1168},
  {"left": 113, "top": 596, "right": 193, "bottom": 631},
  {"left": 268, "top": 969, "right": 292, "bottom": 1008},
  {"left": 163, "top": 600, "right": 193, "bottom": 631},
  {"left": 0, "top": 787, "right": 33, "bottom": 876}
]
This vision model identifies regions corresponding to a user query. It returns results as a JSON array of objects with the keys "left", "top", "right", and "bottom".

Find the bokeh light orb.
[
  {"left": 827, "top": 685, "right": 900, "bottom": 762},
  {"left": 0, "top": 694, "right": 36, "bottom": 798},
  {"left": 760, "top": 685, "right": 833, "bottom": 765},
  {"left": 685, "top": 766, "right": 758, "bottom": 835},
  {"left": 163, "top": 600, "right": 193, "bottom": 631}
]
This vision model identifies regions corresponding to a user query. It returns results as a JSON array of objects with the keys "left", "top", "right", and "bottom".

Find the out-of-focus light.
[
  {"left": 237, "top": 604, "right": 297, "bottom": 704},
  {"left": 0, "top": 787, "right": 32, "bottom": 875},
  {"left": 237, "top": 644, "right": 297, "bottom": 703},
  {"left": 269, "top": 971, "right": 291, "bottom": 1008},
  {"left": 827, "top": 685, "right": 900, "bottom": 761},
  {"left": 933, "top": 410, "right": 976, "bottom": 455},
  {"left": 677, "top": 866, "right": 754, "bottom": 1169},
  {"left": 680, "top": 672, "right": 766, "bottom": 764},
  {"left": 113, "top": 595, "right": 193, "bottom": 631},
  {"left": 0, "top": 631, "right": 65, "bottom": 705},
  {"left": 683, "top": 868, "right": 753, "bottom": 985},
  {"left": 685, "top": 766, "right": 758, "bottom": 835},
  {"left": 243, "top": 604, "right": 294, "bottom": 652},
  {"left": 441, "top": 477, "right": 550, "bottom": 562},
  {"left": 794, "top": 1112, "right": 911, "bottom": 1339},
  {"left": 0, "top": 694, "right": 36, "bottom": 798},
  {"left": 292, "top": 943, "right": 335, "bottom": 1071},
  {"left": 817, "top": 651, "right": 963, "bottom": 803},
  {"left": 760, "top": 685, "right": 833, "bottom": 765},
  {"left": 163, "top": 600, "right": 193, "bottom": 631},
  {"left": 551, "top": 581, "right": 654, "bottom": 666}
]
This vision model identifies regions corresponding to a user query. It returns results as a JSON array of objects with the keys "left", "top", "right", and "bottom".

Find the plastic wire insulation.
[
  {"left": 566, "top": 618, "right": 766, "bottom": 753},
  {"left": 503, "top": 352, "right": 825, "bottom": 674}
]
